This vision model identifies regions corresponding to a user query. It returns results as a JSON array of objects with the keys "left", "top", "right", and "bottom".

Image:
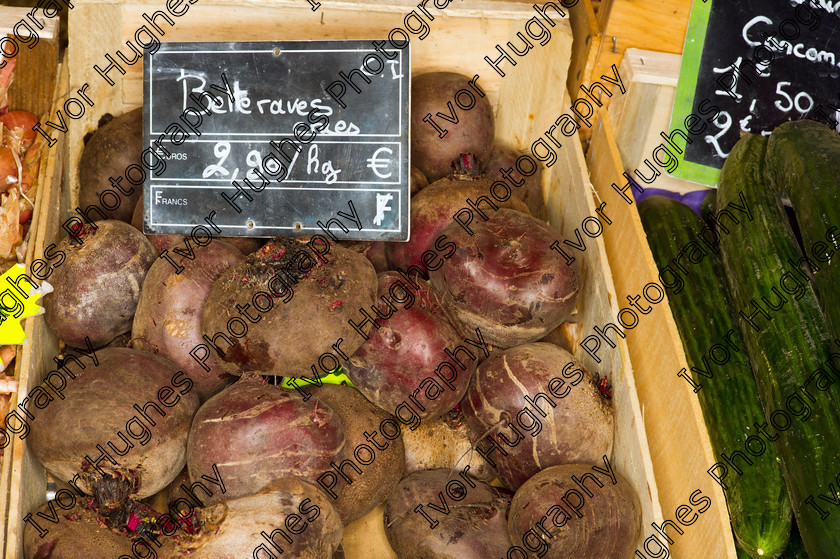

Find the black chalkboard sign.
[
  {"left": 670, "top": 0, "right": 840, "bottom": 186},
  {"left": 142, "top": 41, "right": 410, "bottom": 240}
]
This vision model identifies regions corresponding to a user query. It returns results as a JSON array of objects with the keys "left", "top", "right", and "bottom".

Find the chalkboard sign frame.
[
  {"left": 141, "top": 40, "right": 411, "bottom": 241},
  {"left": 669, "top": 0, "right": 840, "bottom": 187},
  {"left": 669, "top": 0, "right": 718, "bottom": 186}
]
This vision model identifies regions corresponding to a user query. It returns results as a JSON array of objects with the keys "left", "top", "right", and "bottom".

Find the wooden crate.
[
  {"left": 566, "top": 0, "right": 692, "bottom": 148},
  {"left": 608, "top": 48, "right": 704, "bottom": 194},
  {"left": 586, "top": 109, "right": 738, "bottom": 559},
  {"left": 0, "top": 6, "right": 64, "bottom": 555},
  {"left": 5, "top": 1, "right": 663, "bottom": 557},
  {"left": 0, "top": 7, "right": 61, "bottom": 117},
  {"left": 588, "top": 0, "right": 692, "bottom": 91}
]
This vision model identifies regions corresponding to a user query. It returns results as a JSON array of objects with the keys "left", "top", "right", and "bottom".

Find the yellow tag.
[
  {"left": 280, "top": 367, "right": 354, "bottom": 389},
  {"left": 0, "top": 264, "right": 52, "bottom": 345}
]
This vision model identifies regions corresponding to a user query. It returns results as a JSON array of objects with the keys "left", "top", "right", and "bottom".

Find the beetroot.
[
  {"left": 507, "top": 462, "right": 642, "bottom": 558},
  {"left": 429, "top": 207, "right": 581, "bottom": 348},
  {"left": 24, "top": 500, "right": 178, "bottom": 559},
  {"left": 215, "top": 236, "right": 263, "bottom": 255},
  {"left": 27, "top": 348, "right": 200, "bottom": 499},
  {"left": 385, "top": 175, "right": 529, "bottom": 273},
  {"left": 200, "top": 236, "right": 376, "bottom": 377},
  {"left": 411, "top": 72, "right": 495, "bottom": 181},
  {"left": 402, "top": 409, "right": 495, "bottom": 482},
  {"left": 342, "top": 271, "right": 483, "bottom": 421},
  {"left": 309, "top": 383, "right": 405, "bottom": 524},
  {"left": 166, "top": 467, "right": 193, "bottom": 516},
  {"left": 181, "top": 478, "right": 343, "bottom": 558},
  {"left": 132, "top": 240, "right": 243, "bottom": 402},
  {"left": 364, "top": 241, "right": 389, "bottom": 273},
  {"left": 384, "top": 469, "right": 513, "bottom": 558},
  {"left": 410, "top": 165, "right": 429, "bottom": 196},
  {"left": 78, "top": 108, "right": 143, "bottom": 223},
  {"left": 461, "top": 343, "right": 614, "bottom": 490},
  {"left": 43, "top": 220, "right": 157, "bottom": 348},
  {"left": 483, "top": 143, "right": 547, "bottom": 220},
  {"left": 186, "top": 376, "right": 346, "bottom": 504}
]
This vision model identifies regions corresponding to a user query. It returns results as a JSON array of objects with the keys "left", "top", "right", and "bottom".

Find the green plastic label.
[{"left": 280, "top": 366, "right": 354, "bottom": 389}]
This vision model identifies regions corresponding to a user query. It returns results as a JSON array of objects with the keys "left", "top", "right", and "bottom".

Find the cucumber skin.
[
  {"left": 738, "top": 523, "right": 809, "bottom": 559},
  {"left": 638, "top": 196, "right": 791, "bottom": 559},
  {"left": 717, "top": 134, "right": 840, "bottom": 559},
  {"left": 765, "top": 120, "right": 840, "bottom": 342},
  {"left": 700, "top": 188, "right": 717, "bottom": 224}
]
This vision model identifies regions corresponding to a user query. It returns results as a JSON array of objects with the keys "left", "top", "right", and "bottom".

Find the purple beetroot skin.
[
  {"left": 342, "top": 272, "right": 481, "bottom": 420},
  {"left": 186, "top": 376, "right": 346, "bottom": 504},
  {"left": 429, "top": 207, "right": 581, "bottom": 348},
  {"left": 132, "top": 240, "right": 244, "bottom": 402}
]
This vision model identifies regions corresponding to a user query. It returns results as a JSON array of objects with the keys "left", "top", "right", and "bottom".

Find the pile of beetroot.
[{"left": 21, "top": 72, "right": 642, "bottom": 559}]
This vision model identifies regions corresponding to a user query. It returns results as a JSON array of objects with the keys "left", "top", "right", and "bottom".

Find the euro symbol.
[{"left": 367, "top": 147, "right": 393, "bottom": 179}]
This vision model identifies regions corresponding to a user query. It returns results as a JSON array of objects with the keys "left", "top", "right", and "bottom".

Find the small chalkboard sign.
[
  {"left": 142, "top": 41, "right": 410, "bottom": 240},
  {"left": 670, "top": 0, "right": 840, "bottom": 186}
]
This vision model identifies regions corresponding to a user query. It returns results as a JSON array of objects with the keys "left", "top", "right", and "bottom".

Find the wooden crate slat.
[
  {"left": 0, "top": 7, "right": 63, "bottom": 554},
  {"left": 587, "top": 110, "right": 738, "bottom": 559},
  {"left": 551, "top": 87, "right": 665, "bottom": 536},
  {"left": 3, "top": 57, "right": 68, "bottom": 559},
  {"left": 567, "top": 0, "right": 600, "bottom": 96},
  {"left": 592, "top": 0, "right": 691, "bottom": 98},
  {"left": 0, "top": 7, "right": 60, "bottom": 117},
  {"left": 569, "top": 0, "right": 691, "bottom": 142}
]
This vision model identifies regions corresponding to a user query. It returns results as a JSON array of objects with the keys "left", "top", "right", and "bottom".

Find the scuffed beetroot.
[
  {"left": 186, "top": 376, "right": 346, "bottom": 504},
  {"left": 482, "top": 143, "right": 547, "bottom": 220},
  {"left": 385, "top": 469, "right": 513, "bottom": 558},
  {"left": 410, "top": 165, "right": 429, "bottom": 196},
  {"left": 507, "top": 463, "right": 641, "bottom": 559},
  {"left": 132, "top": 240, "right": 243, "bottom": 402},
  {"left": 181, "top": 478, "right": 343, "bottom": 559},
  {"left": 309, "top": 383, "right": 406, "bottom": 525},
  {"left": 44, "top": 220, "right": 157, "bottom": 348},
  {"left": 23, "top": 500, "right": 179, "bottom": 559},
  {"left": 385, "top": 176, "right": 529, "bottom": 274},
  {"left": 461, "top": 343, "right": 614, "bottom": 490},
  {"left": 28, "top": 348, "right": 200, "bottom": 499},
  {"left": 364, "top": 241, "right": 389, "bottom": 273},
  {"left": 429, "top": 207, "right": 581, "bottom": 348},
  {"left": 342, "top": 272, "right": 482, "bottom": 420},
  {"left": 411, "top": 72, "right": 495, "bottom": 182},
  {"left": 402, "top": 410, "right": 495, "bottom": 482},
  {"left": 200, "top": 236, "right": 376, "bottom": 377},
  {"left": 78, "top": 108, "right": 142, "bottom": 222}
]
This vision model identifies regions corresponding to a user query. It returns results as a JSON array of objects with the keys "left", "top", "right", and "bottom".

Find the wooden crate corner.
[{"left": 4, "top": 3, "right": 665, "bottom": 558}]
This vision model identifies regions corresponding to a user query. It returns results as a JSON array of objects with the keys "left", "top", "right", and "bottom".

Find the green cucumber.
[
  {"left": 638, "top": 196, "right": 791, "bottom": 558},
  {"left": 700, "top": 188, "right": 717, "bottom": 224},
  {"left": 717, "top": 134, "right": 840, "bottom": 559},
  {"left": 765, "top": 119, "right": 840, "bottom": 342},
  {"left": 738, "top": 523, "right": 809, "bottom": 559}
]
